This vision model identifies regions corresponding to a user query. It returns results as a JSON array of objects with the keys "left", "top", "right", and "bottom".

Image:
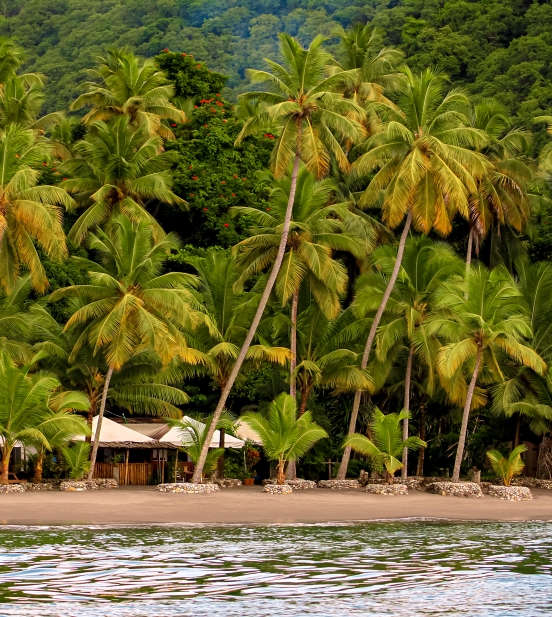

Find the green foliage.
[
  {"left": 486, "top": 444, "right": 527, "bottom": 486},
  {"left": 62, "top": 441, "right": 91, "bottom": 480}
]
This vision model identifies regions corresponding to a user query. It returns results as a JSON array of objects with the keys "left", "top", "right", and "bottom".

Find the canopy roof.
[
  {"left": 159, "top": 416, "right": 244, "bottom": 449},
  {"left": 75, "top": 416, "right": 173, "bottom": 449}
]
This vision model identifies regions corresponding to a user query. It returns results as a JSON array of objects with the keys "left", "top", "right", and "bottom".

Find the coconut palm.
[
  {"left": 0, "top": 38, "right": 25, "bottom": 85},
  {"left": 0, "top": 124, "right": 73, "bottom": 293},
  {"left": 232, "top": 166, "right": 365, "bottom": 398},
  {"left": 191, "top": 34, "right": 363, "bottom": 483},
  {"left": 59, "top": 117, "right": 186, "bottom": 245},
  {"left": 337, "top": 68, "right": 489, "bottom": 479},
  {"left": 62, "top": 442, "right": 92, "bottom": 480},
  {"left": 343, "top": 408, "right": 426, "bottom": 483},
  {"left": 241, "top": 393, "right": 328, "bottom": 485},
  {"left": 71, "top": 48, "right": 185, "bottom": 139},
  {"left": 486, "top": 444, "right": 527, "bottom": 486},
  {"left": 48, "top": 217, "right": 205, "bottom": 478},
  {"left": 0, "top": 352, "right": 90, "bottom": 484},
  {"left": 355, "top": 237, "right": 463, "bottom": 478},
  {"left": 429, "top": 265, "right": 546, "bottom": 482}
]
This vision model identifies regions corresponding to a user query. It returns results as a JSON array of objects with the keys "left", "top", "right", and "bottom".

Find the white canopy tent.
[
  {"left": 76, "top": 416, "right": 157, "bottom": 446},
  {"left": 159, "top": 416, "right": 245, "bottom": 449}
]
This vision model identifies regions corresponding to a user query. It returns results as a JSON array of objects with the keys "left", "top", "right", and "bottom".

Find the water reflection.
[{"left": 0, "top": 522, "right": 550, "bottom": 616}]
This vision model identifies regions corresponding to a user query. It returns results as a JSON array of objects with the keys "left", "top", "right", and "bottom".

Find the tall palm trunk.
[
  {"left": 337, "top": 209, "right": 413, "bottom": 480},
  {"left": 191, "top": 136, "right": 303, "bottom": 484},
  {"left": 286, "top": 289, "right": 299, "bottom": 480},
  {"left": 452, "top": 345, "right": 482, "bottom": 482},
  {"left": 401, "top": 345, "right": 414, "bottom": 481},
  {"left": 85, "top": 396, "right": 97, "bottom": 444},
  {"left": 416, "top": 402, "right": 426, "bottom": 476},
  {"left": 1, "top": 444, "right": 12, "bottom": 485},
  {"left": 34, "top": 449, "right": 44, "bottom": 483},
  {"left": 88, "top": 366, "right": 114, "bottom": 480},
  {"left": 217, "top": 428, "right": 226, "bottom": 479},
  {"left": 466, "top": 226, "right": 474, "bottom": 271}
]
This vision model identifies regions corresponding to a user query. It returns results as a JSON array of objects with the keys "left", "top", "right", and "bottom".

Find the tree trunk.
[
  {"left": 85, "top": 397, "right": 96, "bottom": 444},
  {"left": 514, "top": 415, "right": 521, "bottom": 448},
  {"left": 289, "top": 288, "right": 299, "bottom": 400},
  {"left": 191, "top": 139, "right": 303, "bottom": 484},
  {"left": 34, "top": 449, "right": 44, "bottom": 484},
  {"left": 0, "top": 445, "right": 12, "bottom": 485},
  {"left": 88, "top": 365, "right": 114, "bottom": 480},
  {"left": 416, "top": 403, "right": 426, "bottom": 477},
  {"left": 452, "top": 345, "right": 482, "bottom": 482},
  {"left": 337, "top": 209, "right": 413, "bottom": 480},
  {"left": 401, "top": 345, "right": 414, "bottom": 481},
  {"left": 277, "top": 458, "right": 286, "bottom": 485},
  {"left": 465, "top": 226, "right": 474, "bottom": 299},
  {"left": 217, "top": 428, "right": 226, "bottom": 479},
  {"left": 299, "top": 387, "right": 309, "bottom": 416}
]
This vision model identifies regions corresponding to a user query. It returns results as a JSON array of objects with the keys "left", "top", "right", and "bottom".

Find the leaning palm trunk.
[
  {"left": 34, "top": 449, "right": 45, "bottom": 483},
  {"left": 452, "top": 346, "right": 482, "bottom": 482},
  {"left": 88, "top": 366, "right": 114, "bottom": 480},
  {"left": 401, "top": 345, "right": 414, "bottom": 481},
  {"left": 337, "top": 210, "right": 413, "bottom": 479},
  {"left": 191, "top": 148, "right": 303, "bottom": 483}
]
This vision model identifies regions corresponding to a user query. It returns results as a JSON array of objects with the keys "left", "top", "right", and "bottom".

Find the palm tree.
[
  {"left": 0, "top": 124, "right": 73, "bottom": 293},
  {"left": 232, "top": 166, "right": 365, "bottom": 398},
  {"left": 241, "top": 393, "right": 328, "bottom": 485},
  {"left": 191, "top": 34, "right": 363, "bottom": 483},
  {"left": 48, "top": 217, "right": 205, "bottom": 478},
  {"left": 343, "top": 408, "right": 426, "bottom": 484},
  {"left": 0, "top": 352, "right": 89, "bottom": 484},
  {"left": 62, "top": 442, "right": 92, "bottom": 480},
  {"left": 71, "top": 48, "right": 185, "bottom": 139},
  {"left": 0, "top": 38, "right": 26, "bottom": 85},
  {"left": 486, "top": 444, "right": 527, "bottom": 486},
  {"left": 337, "top": 68, "right": 489, "bottom": 479},
  {"left": 429, "top": 265, "right": 546, "bottom": 482},
  {"left": 355, "top": 237, "right": 463, "bottom": 478},
  {"left": 59, "top": 117, "right": 186, "bottom": 245}
]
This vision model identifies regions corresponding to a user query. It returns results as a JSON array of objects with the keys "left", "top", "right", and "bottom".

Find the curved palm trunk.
[
  {"left": 0, "top": 445, "right": 12, "bottom": 485},
  {"left": 286, "top": 289, "right": 299, "bottom": 481},
  {"left": 416, "top": 402, "right": 426, "bottom": 477},
  {"left": 337, "top": 210, "right": 413, "bottom": 480},
  {"left": 452, "top": 345, "right": 482, "bottom": 482},
  {"left": 401, "top": 345, "right": 414, "bottom": 481},
  {"left": 88, "top": 366, "right": 114, "bottom": 481},
  {"left": 34, "top": 449, "right": 44, "bottom": 483},
  {"left": 191, "top": 144, "right": 303, "bottom": 484}
]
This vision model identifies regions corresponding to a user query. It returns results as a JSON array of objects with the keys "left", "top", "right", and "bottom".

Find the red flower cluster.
[
  {"left": 221, "top": 181, "right": 226, "bottom": 184},
  {"left": 182, "top": 53, "right": 187, "bottom": 56},
  {"left": 264, "top": 133, "right": 275, "bottom": 139},
  {"left": 162, "top": 48, "right": 169, "bottom": 53},
  {"left": 170, "top": 123, "right": 177, "bottom": 127},
  {"left": 192, "top": 176, "right": 198, "bottom": 180},
  {"left": 203, "top": 207, "right": 208, "bottom": 212},
  {"left": 224, "top": 223, "right": 229, "bottom": 227}
]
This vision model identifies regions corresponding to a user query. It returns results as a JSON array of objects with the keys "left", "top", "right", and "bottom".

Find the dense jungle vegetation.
[{"left": 1, "top": 0, "right": 552, "bottom": 484}]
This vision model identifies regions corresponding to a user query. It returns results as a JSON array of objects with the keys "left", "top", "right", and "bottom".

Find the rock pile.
[
  {"left": 264, "top": 478, "right": 316, "bottom": 489},
  {"left": 157, "top": 483, "right": 220, "bottom": 493},
  {"left": 365, "top": 484, "right": 408, "bottom": 495},
  {"left": 0, "top": 484, "right": 26, "bottom": 493},
  {"left": 488, "top": 485, "right": 533, "bottom": 501},
  {"left": 264, "top": 484, "right": 292, "bottom": 494},
  {"left": 215, "top": 478, "right": 242, "bottom": 488},
  {"left": 318, "top": 479, "right": 360, "bottom": 489},
  {"left": 20, "top": 483, "right": 53, "bottom": 491},
  {"left": 94, "top": 479, "right": 118, "bottom": 489},
  {"left": 426, "top": 481, "right": 483, "bottom": 498},
  {"left": 60, "top": 481, "right": 92, "bottom": 491}
]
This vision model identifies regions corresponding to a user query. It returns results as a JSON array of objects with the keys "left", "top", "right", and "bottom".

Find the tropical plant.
[
  {"left": 71, "top": 48, "right": 185, "bottom": 139},
  {"left": 191, "top": 33, "right": 363, "bottom": 483},
  {"left": 355, "top": 237, "right": 463, "bottom": 478},
  {"left": 343, "top": 408, "right": 426, "bottom": 483},
  {"left": 0, "top": 38, "right": 26, "bottom": 85},
  {"left": 62, "top": 441, "right": 92, "bottom": 480},
  {"left": 0, "top": 352, "right": 89, "bottom": 484},
  {"left": 0, "top": 124, "right": 73, "bottom": 293},
  {"left": 486, "top": 444, "right": 527, "bottom": 486},
  {"left": 48, "top": 217, "right": 205, "bottom": 479},
  {"left": 59, "top": 116, "right": 186, "bottom": 245},
  {"left": 337, "top": 67, "right": 489, "bottom": 479},
  {"left": 241, "top": 393, "right": 328, "bottom": 485},
  {"left": 429, "top": 265, "right": 546, "bottom": 482}
]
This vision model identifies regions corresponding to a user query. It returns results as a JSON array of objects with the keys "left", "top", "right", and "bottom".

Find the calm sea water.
[{"left": 0, "top": 522, "right": 550, "bottom": 616}]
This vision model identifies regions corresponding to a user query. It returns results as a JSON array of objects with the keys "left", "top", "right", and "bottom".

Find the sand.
[{"left": 1, "top": 485, "right": 551, "bottom": 526}]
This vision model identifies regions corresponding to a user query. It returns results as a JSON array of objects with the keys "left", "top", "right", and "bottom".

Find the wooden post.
[
  {"left": 175, "top": 449, "right": 178, "bottom": 483},
  {"left": 161, "top": 450, "right": 165, "bottom": 484},
  {"left": 125, "top": 449, "right": 129, "bottom": 486}
]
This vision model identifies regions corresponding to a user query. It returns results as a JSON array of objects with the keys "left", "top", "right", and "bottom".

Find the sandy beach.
[{"left": 1, "top": 485, "right": 551, "bottom": 526}]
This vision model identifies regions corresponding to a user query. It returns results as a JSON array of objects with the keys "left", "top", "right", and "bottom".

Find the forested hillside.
[{"left": 3, "top": 0, "right": 552, "bottom": 132}]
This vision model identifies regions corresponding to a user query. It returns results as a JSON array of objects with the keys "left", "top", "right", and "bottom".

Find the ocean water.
[{"left": 0, "top": 522, "right": 550, "bottom": 616}]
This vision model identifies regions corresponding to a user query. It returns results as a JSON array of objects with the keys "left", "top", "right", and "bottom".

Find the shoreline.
[{"left": 1, "top": 485, "right": 552, "bottom": 526}]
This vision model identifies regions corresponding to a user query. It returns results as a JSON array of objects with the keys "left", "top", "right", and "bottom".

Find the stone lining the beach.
[
  {"left": 23, "top": 483, "right": 54, "bottom": 491},
  {"left": 215, "top": 478, "right": 242, "bottom": 488},
  {"left": 157, "top": 483, "right": 220, "bottom": 493},
  {"left": 509, "top": 477, "right": 552, "bottom": 490},
  {"left": 0, "top": 484, "right": 26, "bottom": 493},
  {"left": 426, "top": 481, "right": 483, "bottom": 498},
  {"left": 488, "top": 485, "right": 533, "bottom": 501},
  {"left": 60, "top": 481, "right": 95, "bottom": 491},
  {"left": 318, "top": 479, "right": 360, "bottom": 489},
  {"left": 264, "top": 484, "right": 292, "bottom": 494},
  {"left": 365, "top": 484, "right": 408, "bottom": 495},
  {"left": 94, "top": 479, "right": 118, "bottom": 489},
  {"left": 264, "top": 478, "right": 317, "bottom": 489},
  {"left": 538, "top": 480, "right": 552, "bottom": 490}
]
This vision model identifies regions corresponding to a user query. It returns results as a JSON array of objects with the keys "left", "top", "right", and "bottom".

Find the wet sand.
[{"left": 1, "top": 485, "right": 551, "bottom": 526}]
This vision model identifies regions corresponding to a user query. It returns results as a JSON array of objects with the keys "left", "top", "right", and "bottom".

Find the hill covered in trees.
[{"left": 3, "top": 0, "right": 552, "bottom": 132}]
